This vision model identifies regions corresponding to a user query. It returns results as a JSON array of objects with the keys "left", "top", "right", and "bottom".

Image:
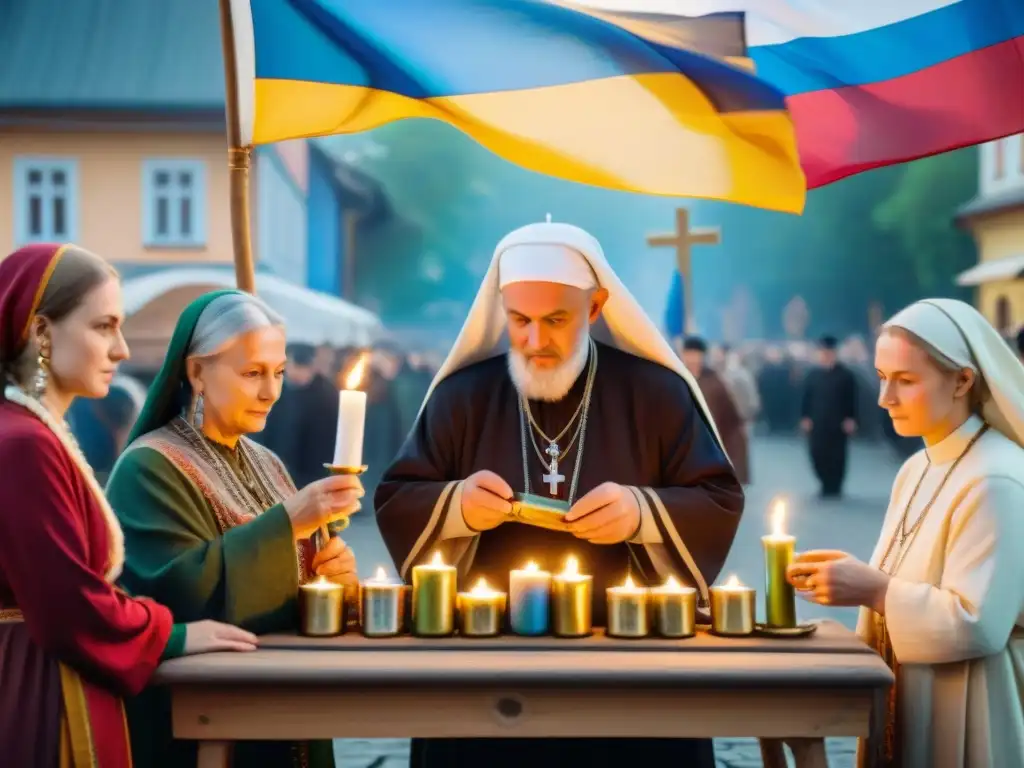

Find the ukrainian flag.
[{"left": 225, "top": 0, "right": 806, "bottom": 213}]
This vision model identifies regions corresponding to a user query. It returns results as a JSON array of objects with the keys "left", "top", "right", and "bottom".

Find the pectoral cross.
[
  {"left": 542, "top": 443, "right": 565, "bottom": 496},
  {"left": 647, "top": 207, "right": 721, "bottom": 335}
]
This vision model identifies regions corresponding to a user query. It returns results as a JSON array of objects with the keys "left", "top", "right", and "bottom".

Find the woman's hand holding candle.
[
  {"left": 283, "top": 474, "right": 364, "bottom": 540},
  {"left": 787, "top": 550, "right": 890, "bottom": 612},
  {"left": 310, "top": 536, "right": 359, "bottom": 588}
]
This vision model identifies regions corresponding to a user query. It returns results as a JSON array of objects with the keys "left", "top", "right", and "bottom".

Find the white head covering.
[
  {"left": 498, "top": 243, "right": 598, "bottom": 291},
  {"left": 883, "top": 298, "right": 1024, "bottom": 449},
  {"left": 422, "top": 218, "right": 722, "bottom": 445}
]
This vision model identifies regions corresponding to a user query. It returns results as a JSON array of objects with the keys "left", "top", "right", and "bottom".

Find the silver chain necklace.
[{"left": 518, "top": 338, "right": 598, "bottom": 502}]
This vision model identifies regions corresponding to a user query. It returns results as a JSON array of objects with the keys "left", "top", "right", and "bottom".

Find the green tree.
[{"left": 872, "top": 148, "right": 978, "bottom": 294}]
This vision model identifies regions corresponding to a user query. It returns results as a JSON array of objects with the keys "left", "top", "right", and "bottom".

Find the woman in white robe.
[{"left": 787, "top": 298, "right": 1024, "bottom": 768}]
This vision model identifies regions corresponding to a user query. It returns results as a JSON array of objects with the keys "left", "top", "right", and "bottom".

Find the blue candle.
[{"left": 509, "top": 561, "right": 552, "bottom": 635}]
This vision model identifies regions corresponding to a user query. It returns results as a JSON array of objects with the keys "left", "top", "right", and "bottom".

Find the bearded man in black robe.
[{"left": 375, "top": 219, "right": 744, "bottom": 768}]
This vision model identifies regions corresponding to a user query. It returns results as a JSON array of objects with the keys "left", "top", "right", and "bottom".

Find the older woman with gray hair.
[
  {"left": 787, "top": 299, "right": 1024, "bottom": 768},
  {"left": 106, "top": 290, "right": 361, "bottom": 768}
]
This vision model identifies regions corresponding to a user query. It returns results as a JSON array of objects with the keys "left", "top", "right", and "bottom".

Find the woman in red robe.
[{"left": 0, "top": 243, "right": 258, "bottom": 767}]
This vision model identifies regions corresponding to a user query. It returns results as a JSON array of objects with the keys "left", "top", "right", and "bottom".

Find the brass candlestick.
[
  {"left": 606, "top": 575, "right": 649, "bottom": 639},
  {"left": 710, "top": 575, "right": 755, "bottom": 636},
  {"left": 299, "top": 577, "right": 346, "bottom": 637},
  {"left": 651, "top": 576, "right": 697, "bottom": 638},
  {"left": 552, "top": 555, "right": 592, "bottom": 637},
  {"left": 319, "top": 464, "right": 368, "bottom": 544},
  {"left": 411, "top": 551, "right": 457, "bottom": 637}
]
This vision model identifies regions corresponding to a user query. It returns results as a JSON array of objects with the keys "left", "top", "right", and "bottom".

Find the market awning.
[
  {"left": 120, "top": 268, "right": 384, "bottom": 369},
  {"left": 955, "top": 254, "right": 1024, "bottom": 286}
]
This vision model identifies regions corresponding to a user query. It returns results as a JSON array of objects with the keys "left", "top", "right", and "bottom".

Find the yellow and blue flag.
[{"left": 225, "top": 0, "right": 806, "bottom": 212}]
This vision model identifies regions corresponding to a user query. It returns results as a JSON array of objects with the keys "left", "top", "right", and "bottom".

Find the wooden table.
[{"left": 154, "top": 620, "right": 892, "bottom": 768}]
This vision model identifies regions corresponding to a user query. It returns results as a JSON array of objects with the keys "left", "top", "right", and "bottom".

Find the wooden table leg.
[
  {"left": 788, "top": 738, "right": 829, "bottom": 768},
  {"left": 196, "top": 740, "right": 232, "bottom": 768},
  {"left": 759, "top": 738, "right": 788, "bottom": 768}
]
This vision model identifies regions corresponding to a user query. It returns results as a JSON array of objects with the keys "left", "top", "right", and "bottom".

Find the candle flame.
[
  {"left": 316, "top": 574, "right": 330, "bottom": 586},
  {"left": 724, "top": 573, "right": 742, "bottom": 588},
  {"left": 470, "top": 577, "right": 495, "bottom": 596},
  {"left": 664, "top": 574, "right": 682, "bottom": 591},
  {"left": 561, "top": 555, "right": 579, "bottom": 577},
  {"left": 344, "top": 353, "right": 369, "bottom": 391},
  {"left": 430, "top": 551, "right": 445, "bottom": 567},
  {"left": 771, "top": 499, "right": 787, "bottom": 537},
  {"left": 623, "top": 573, "right": 636, "bottom": 589},
  {"left": 374, "top": 566, "right": 388, "bottom": 581},
  {"left": 524, "top": 560, "right": 539, "bottom": 572}
]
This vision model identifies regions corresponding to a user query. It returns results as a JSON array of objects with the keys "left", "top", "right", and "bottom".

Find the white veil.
[{"left": 883, "top": 298, "right": 1024, "bottom": 449}]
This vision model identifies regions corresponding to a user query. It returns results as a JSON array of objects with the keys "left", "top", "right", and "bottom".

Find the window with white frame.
[
  {"left": 142, "top": 159, "right": 207, "bottom": 247},
  {"left": 12, "top": 158, "right": 78, "bottom": 245}
]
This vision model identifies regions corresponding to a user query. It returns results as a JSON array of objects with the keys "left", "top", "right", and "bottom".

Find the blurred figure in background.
[
  {"left": 757, "top": 345, "right": 798, "bottom": 433},
  {"left": 682, "top": 336, "right": 749, "bottom": 484},
  {"left": 69, "top": 373, "right": 146, "bottom": 482},
  {"left": 801, "top": 335, "right": 858, "bottom": 498},
  {"left": 716, "top": 343, "right": 761, "bottom": 443},
  {"left": 260, "top": 342, "right": 337, "bottom": 488}
]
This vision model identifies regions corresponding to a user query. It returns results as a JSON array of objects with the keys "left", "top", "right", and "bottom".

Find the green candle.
[
  {"left": 412, "top": 551, "right": 457, "bottom": 636},
  {"left": 762, "top": 500, "right": 796, "bottom": 628}
]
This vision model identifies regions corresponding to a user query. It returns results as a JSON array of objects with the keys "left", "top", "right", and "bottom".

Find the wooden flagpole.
[{"left": 217, "top": 0, "right": 257, "bottom": 294}]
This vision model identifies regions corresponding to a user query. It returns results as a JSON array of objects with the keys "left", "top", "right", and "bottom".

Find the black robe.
[
  {"left": 375, "top": 342, "right": 743, "bottom": 768},
  {"left": 801, "top": 363, "right": 858, "bottom": 496}
]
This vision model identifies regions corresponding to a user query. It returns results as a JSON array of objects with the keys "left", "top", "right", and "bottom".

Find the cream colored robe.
[{"left": 857, "top": 415, "right": 1024, "bottom": 768}]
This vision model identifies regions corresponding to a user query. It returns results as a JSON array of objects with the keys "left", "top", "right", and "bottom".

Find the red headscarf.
[{"left": 0, "top": 243, "right": 69, "bottom": 369}]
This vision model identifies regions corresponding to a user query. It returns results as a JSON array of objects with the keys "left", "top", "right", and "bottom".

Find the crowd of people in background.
[{"left": 68, "top": 321, "right": 1024, "bottom": 506}]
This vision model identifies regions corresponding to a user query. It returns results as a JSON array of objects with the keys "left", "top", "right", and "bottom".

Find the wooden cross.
[{"left": 647, "top": 207, "right": 721, "bottom": 335}]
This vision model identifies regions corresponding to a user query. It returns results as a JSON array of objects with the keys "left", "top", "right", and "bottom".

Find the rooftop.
[{"left": 0, "top": 0, "right": 224, "bottom": 111}]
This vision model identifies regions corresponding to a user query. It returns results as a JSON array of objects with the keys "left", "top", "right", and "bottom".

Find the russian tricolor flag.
[{"left": 583, "top": 0, "right": 1024, "bottom": 189}]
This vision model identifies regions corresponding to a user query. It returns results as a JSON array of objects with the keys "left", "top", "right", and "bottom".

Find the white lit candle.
[{"left": 333, "top": 354, "right": 368, "bottom": 467}]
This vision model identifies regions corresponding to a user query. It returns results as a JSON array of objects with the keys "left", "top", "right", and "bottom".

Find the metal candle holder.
[
  {"left": 457, "top": 582, "right": 507, "bottom": 637},
  {"left": 319, "top": 464, "right": 368, "bottom": 544},
  {"left": 710, "top": 579, "right": 756, "bottom": 636},
  {"left": 650, "top": 580, "right": 697, "bottom": 638},
  {"left": 359, "top": 574, "right": 406, "bottom": 638},
  {"left": 299, "top": 579, "right": 346, "bottom": 637},
  {"left": 606, "top": 579, "right": 649, "bottom": 639}
]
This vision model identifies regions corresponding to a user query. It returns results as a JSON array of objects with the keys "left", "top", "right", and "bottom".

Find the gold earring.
[{"left": 31, "top": 343, "right": 50, "bottom": 399}]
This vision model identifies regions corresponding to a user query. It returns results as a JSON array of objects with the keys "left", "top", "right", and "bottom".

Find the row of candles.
[{"left": 300, "top": 500, "right": 798, "bottom": 638}]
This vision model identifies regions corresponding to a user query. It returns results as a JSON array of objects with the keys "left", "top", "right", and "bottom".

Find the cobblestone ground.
[{"left": 335, "top": 434, "right": 903, "bottom": 767}]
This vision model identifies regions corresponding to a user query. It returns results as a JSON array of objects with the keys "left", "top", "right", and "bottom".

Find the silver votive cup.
[
  {"left": 360, "top": 582, "right": 406, "bottom": 637},
  {"left": 651, "top": 586, "right": 697, "bottom": 638},
  {"left": 299, "top": 580, "right": 345, "bottom": 637},
  {"left": 710, "top": 584, "right": 756, "bottom": 636},
  {"left": 606, "top": 586, "right": 650, "bottom": 638},
  {"left": 457, "top": 591, "right": 507, "bottom": 637},
  {"left": 552, "top": 575, "right": 592, "bottom": 637}
]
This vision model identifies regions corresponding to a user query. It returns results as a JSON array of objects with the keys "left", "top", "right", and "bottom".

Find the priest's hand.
[
  {"left": 182, "top": 620, "right": 259, "bottom": 655},
  {"left": 566, "top": 482, "right": 641, "bottom": 544},
  {"left": 311, "top": 536, "right": 359, "bottom": 588},
  {"left": 461, "top": 470, "right": 513, "bottom": 532},
  {"left": 284, "top": 474, "right": 364, "bottom": 540},
  {"left": 787, "top": 550, "right": 890, "bottom": 612}
]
